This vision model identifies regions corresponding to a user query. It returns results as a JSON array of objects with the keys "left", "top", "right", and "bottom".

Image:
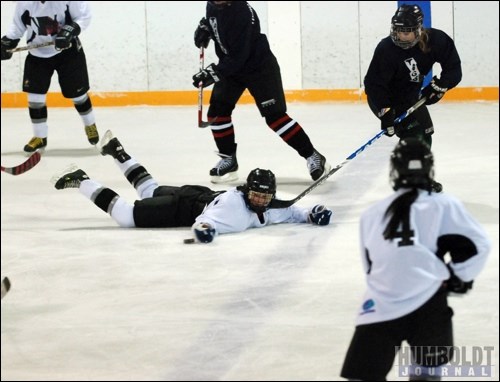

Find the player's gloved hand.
[
  {"left": 194, "top": 17, "right": 211, "bottom": 48},
  {"left": 55, "top": 22, "right": 80, "bottom": 50},
  {"left": 309, "top": 205, "right": 332, "bottom": 226},
  {"left": 192, "top": 63, "right": 220, "bottom": 88},
  {"left": 1, "top": 36, "right": 20, "bottom": 61},
  {"left": 193, "top": 222, "right": 216, "bottom": 243},
  {"left": 421, "top": 76, "right": 448, "bottom": 105},
  {"left": 445, "top": 264, "right": 473, "bottom": 295},
  {"left": 379, "top": 108, "right": 396, "bottom": 137}
]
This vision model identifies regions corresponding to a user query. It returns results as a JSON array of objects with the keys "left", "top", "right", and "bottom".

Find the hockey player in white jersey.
[
  {"left": 1, "top": 1, "right": 99, "bottom": 153},
  {"left": 52, "top": 130, "right": 332, "bottom": 243},
  {"left": 341, "top": 138, "right": 490, "bottom": 381}
]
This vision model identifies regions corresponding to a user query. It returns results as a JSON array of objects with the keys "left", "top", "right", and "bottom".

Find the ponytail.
[{"left": 383, "top": 189, "right": 419, "bottom": 240}]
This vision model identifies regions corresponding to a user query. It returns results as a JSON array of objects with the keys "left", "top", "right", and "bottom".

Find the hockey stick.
[
  {"left": 198, "top": 47, "right": 210, "bottom": 128},
  {"left": 7, "top": 41, "right": 54, "bottom": 53},
  {"left": 197, "top": 47, "right": 217, "bottom": 128},
  {"left": 270, "top": 98, "right": 427, "bottom": 208},
  {"left": 1, "top": 277, "right": 11, "bottom": 300},
  {"left": 1, "top": 151, "right": 42, "bottom": 175}
]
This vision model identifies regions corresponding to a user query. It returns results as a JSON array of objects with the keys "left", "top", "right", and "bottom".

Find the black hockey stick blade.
[
  {"left": 1, "top": 277, "right": 11, "bottom": 300},
  {"left": 1, "top": 151, "right": 42, "bottom": 175},
  {"left": 199, "top": 116, "right": 218, "bottom": 128}
]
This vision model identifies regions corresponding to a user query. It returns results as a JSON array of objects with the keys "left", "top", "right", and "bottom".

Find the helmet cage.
[
  {"left": 243, "top": 169, "right": 276, "bottom": 213},
  {"left": 390, "top": 4, "right": 423, "bottom": 49}
]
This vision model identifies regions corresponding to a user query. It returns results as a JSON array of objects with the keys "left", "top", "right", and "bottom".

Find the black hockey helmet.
[
  {"left": 240, "top": 168, "right": 276, "bottom": 213},
  {"left": 390, "top": 4, "right": 424, "bottom": 49},
  {"left": 390, "top": 138, "right": 434, "bottom": 191}
]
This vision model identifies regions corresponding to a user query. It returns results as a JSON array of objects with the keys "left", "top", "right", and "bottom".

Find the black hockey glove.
[
  {"left": 55, "top": 22, "right": 80, "bottom": 50},
  {"left": 192, "top": 63, "right": 220, "bottom": 88},
  {"left": 1, "top": 36, "right": 20, "bottom": 61},
  {"left": 445, "top": 265, "right": 473, "bottom": 295},
  {"left": 421, "top": 76, "right": 448, "bottom": 105},
  {"left": 194, "top": 17, "right": 211, "bottom": 49},
  {"left": 379, "top": 108, "right": 396, "bottom": 137},
  {"left": 309, "top": 205, "right": 333, "bottom": 226}
]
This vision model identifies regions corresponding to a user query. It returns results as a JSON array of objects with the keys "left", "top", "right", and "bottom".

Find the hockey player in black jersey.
[
  {"left": 192, "top": 1, "right": 330, "bottom": 184},
  {"left": 364, "top": 4, "right": 462, "bottom": 193}
]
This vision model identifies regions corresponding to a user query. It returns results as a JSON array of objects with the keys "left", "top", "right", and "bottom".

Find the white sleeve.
[
  {"left": 6, "top": 3, "right": 28, "bottom": 40},
  {"left": 440, "top": 195, "right": 491, "bottom": 282},
  {"left": 69, "top": 1, "right": 92, "bottom": 31}
]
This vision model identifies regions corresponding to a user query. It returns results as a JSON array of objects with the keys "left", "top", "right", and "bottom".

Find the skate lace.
[
  {"left": 62, "top": 179, "right": 83, "bottom": 188},
  {"left": 307, "top": 151, "right": 322, "bottom": 173},
  {"left": 27, "top": 137, "right": 45, "bottom": 148},
  {"left": 214, "top": 153, "right": 234, "bottom": 170},
  {"left": 85, "top": 124, "right": 99, "bottom": 140}
]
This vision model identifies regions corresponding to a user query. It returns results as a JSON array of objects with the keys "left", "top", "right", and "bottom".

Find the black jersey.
[
  {"left": 205, "top": 1, "right": 272, "bottom": 78},
  {"left": 364, "top": 28, "right": 462, "bottom": 112}
]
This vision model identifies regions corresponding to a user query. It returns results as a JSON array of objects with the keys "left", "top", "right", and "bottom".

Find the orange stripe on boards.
[{"left": 1, "top": 87, "right": 498, "bottom": 108}]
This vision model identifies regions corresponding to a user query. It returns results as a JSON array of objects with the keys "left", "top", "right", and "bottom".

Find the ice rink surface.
[{"left": 1, "top": 101, "right": 498, "bottom": 381}]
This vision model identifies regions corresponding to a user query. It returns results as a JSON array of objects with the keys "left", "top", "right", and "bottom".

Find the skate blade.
[{"left": 210, "top": 171, "right": 238, "bottom": 184}]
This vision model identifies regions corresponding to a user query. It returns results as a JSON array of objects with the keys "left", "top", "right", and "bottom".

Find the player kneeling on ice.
[{"left": 52, "top": 130, "right": 332, "bottom": 243}]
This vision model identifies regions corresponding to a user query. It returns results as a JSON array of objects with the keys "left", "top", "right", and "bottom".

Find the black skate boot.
[
  {"left": 52, "top": 165, "right": 89, "bottom": 190},
  {"left": 209, "top": 145, "right": 238, "bottom": 183},
  {"left": 307, "top": 150, "right": 331, "bottom": 181},
  {"left": 100, "top": 130, "right": 131, "bottom": 163}
]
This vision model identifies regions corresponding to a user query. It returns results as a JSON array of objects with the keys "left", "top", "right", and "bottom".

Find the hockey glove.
[
  {"left": 193, "top": 222, "right": 216, "bottom": 243},
  {"left": 192, "top": 63, "right": 220, "bottom": 88},
  {"left": 309, "top": 205, "right": 332, "bottom": 226},
  {"left": 1, "top": 36, "right": 20, "bottom": 61},
  {"left": 421, "top": 76, "right": 448, "bottom": 105},
  {"left": 194, "top": 17, "right": 211, "bottom": 49},
  {"left": 55, "top": 22, "right": 80, "bottom": 50},
  {"left": 445, "top": 264, "right": 473, "bottom": 295},
  {"left": 379, "top": 108, "right": 396, "bottom": 137}
]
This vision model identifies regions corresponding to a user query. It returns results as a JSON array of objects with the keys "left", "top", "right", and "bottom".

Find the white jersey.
[
  {"left": 5, "top": 1, "right": 91, "bottom": 58},
  {"left": 194, "top": 188, "right": 310, "bottom": 234},
  {"left": 356, "top": 188, "right": 490, "bottom": 326}
]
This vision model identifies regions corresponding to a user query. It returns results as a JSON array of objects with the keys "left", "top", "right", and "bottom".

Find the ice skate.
[
  {"left": 85, "top": 123, "right": 100, "bottom": 145},
  {"left": 52, "top": 164, "right": 89, "bottom": 190},
  {"left": 23, "top": 137, "right": 47, "bottom": 154},
  {"left": 210, "top": 148, "right": 238, "bottom": 184},
  {"left": 307, "top": 150, "right": 331, "bottom": 181},
  {"left": 99, "top": 130, "right": 130, "bottom": 163}
]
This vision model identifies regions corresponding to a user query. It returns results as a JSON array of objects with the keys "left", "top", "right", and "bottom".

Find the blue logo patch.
[{"left": 360, "top": 299, "right": 376, "bottom": 315}]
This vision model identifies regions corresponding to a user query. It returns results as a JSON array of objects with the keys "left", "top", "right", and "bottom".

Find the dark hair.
[{"left": 383, "top": 188, "right": 419, "bottom": 240}]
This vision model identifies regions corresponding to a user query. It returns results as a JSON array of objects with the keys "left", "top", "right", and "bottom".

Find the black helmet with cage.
[
  {"left": 390, "top": 4, "right": 424, "bottom": 49},
  {"left": 390, "top": 138, "right": 434, "bottom": 191},
  {"left": 239, "top": 168, "right": 277, "bottom": 213}
]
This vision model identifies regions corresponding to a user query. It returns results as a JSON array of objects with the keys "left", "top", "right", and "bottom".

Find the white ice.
[{"left": 1, "top": 102, "right": 499, "bottom": 381}]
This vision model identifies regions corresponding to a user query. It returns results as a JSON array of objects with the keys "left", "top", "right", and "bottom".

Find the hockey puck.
[{"left": 183, "top": 238, "right": 196, "bottom": 244}]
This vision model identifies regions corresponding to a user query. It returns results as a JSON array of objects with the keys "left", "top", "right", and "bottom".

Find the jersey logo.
[
  {"left": 404, "top": 58, "right": 422, "bottom": 83},
  {"left": 22, "top": 11, "right": 60, "bottom": 43},
  {"left": 360, "top": 299, "right": 376, "bottom": 315}
]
